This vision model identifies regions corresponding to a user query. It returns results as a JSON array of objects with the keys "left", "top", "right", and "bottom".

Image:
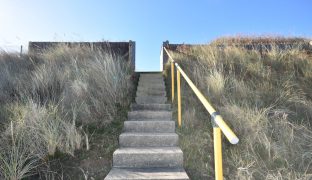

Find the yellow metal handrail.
[{"left": 163, "top": 47, "right": 239, "bottom": 180}]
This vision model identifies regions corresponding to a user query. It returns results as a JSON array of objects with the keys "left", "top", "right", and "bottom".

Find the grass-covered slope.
[
  {"left": 164, "top": 37, "right": 312, "bottom": 179},
  {"left": 0, "top": 45, "right": 135, "bottom": 179}
]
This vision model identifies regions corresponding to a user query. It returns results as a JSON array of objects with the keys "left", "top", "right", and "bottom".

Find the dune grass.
[
  {"left": 164, "top": 37, "right": 312, "bottom": 179},
  {"left": 0, "top": 45, "right": 134, "bottom": 179}
]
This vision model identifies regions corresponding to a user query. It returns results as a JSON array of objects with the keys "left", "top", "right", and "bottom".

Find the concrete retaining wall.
[{"left": 28, "top": 41, "right": 135, "bottom": 69}]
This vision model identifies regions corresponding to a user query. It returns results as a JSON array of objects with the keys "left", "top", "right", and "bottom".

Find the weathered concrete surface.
[
  {"left": 119, "top": 133, "right": 179, "bottom": 147},
  {"left": 137, "top": 86, "right": 166, "bottom": 92},
  {"left": 136, "top": 90, "right": 167, "bottom": 97},
  {"left": 124, "top": 121, "right": 175, "bottom": 133},
  {"left": 105, "top": 168, "right": 189, "bottom": 180},
  {"left": 105, "top": 73, "right": 189, "bottom": 180},
  {"left": 130, "top": 104, "right": 171, "bottom": 111},
  {"left": 128, "top": 111, "right": 172, "bottom": 120},
  {"left": 113, "top": 147, "right": 183, "bottom": 168},
  {"left": 136, "top": 96, "right": 167, "bottom": 104}
]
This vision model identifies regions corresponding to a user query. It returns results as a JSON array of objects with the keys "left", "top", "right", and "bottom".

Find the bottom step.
[{"left": 105, "top": 167, "right": 189, "bottom": 180}]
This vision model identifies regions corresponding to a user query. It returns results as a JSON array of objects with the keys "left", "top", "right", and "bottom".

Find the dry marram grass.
[
  {"left": 0, "top": 45, "right": 134, "bottom": 179},
  {"left": 165, "top": 37, "right": 312, "bottom": 179}
]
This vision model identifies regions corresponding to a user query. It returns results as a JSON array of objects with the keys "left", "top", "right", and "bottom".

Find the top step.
[
  {"left": 139, "top": 78, "right": 165, "bottom": 83},
  {"left": 139, "top": 77, "right": 164, "bottom": 82},
  {"left": 140, "top": 74, "right": 163, "bottom": 78},
  {"left": 140, "top": 73, "right": 163, "bottom": 76},
  {"left": 140, "top": 74, "right": 163, "bottom": 79}
]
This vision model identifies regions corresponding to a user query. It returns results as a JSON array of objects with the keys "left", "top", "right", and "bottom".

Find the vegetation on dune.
[
  {"left": 0, "top": 45, "right": 134, "bottom": 179},
  {"left": 211, "top": 36, "right": 311, "bottom": 46},
  {"left": 164, "top": 37, "right": 312, "bottom": 179}
]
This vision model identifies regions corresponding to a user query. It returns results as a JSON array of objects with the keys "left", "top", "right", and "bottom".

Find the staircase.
[{"left": 105, "top": 73, "right": 189, "bottom": 180}]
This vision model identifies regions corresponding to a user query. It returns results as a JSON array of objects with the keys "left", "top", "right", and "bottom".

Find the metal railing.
[{"left": 163, "top": 47, "right": 239, "bottom": 180}]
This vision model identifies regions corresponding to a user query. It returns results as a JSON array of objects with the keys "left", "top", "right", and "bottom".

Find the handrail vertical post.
[
  {"left": 177, "top": 69, "right": 182, "bottom": 128},
  {"left": 171, "top": 62, "right": 175, "bottom": 102},
  {"left": 214, "top": 126, "right": 223, "bottom": 180}
]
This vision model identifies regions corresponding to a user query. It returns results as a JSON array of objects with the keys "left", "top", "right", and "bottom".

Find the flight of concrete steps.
[{"left": 105, "top": 73, "right": 189, "bottom": 180}]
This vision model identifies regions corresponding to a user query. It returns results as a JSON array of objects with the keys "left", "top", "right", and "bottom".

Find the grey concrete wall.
[
  {"left": 162, "top": 41, "right": 169, "bottom": 71},
  {"left": 129, "top": 41, "right": 135, "bottom": 69},
  {"left": 28, "top": 41, "right": 135, "bottom": 69}
]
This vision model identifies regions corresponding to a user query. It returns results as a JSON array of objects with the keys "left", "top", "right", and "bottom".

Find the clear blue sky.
[{"left": 0, "top": 0, "right": 311, "bottom": 71}]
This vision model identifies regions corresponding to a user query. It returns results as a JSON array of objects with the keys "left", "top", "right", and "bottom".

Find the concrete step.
[
  {"left": 131, "top": 104, "right": 171, "bottom": 111},
  {"left": 138, "top": 82, "right": 165, "bottom": 88},
  {"left": 139, "top": 76, "right": 164, "bottom": 80},
  {"left": 105, "top": 167, "right": 189, "bottom": 180},
  {"left": 138, "top": 85, "right": 166, "bottom": 90},
  {"left": 127, "top": 118, "right": 171, "bottom": 122},
  {"left": 137, "top": 86, "right": 166, "bottom": 92},
  {"left": 136, "top": 96, "right": 167, "bottom": 104},
  {"left": 128, "top": 111, "right": 172, "bottom": 120},
  {"left": 140, "top": 73, "right": 163, "bottom": 76},
  {"left": 113, "top": 147, "right": 183, "bottom": 168},
  {"left": 136, "top": 89, "right": 167, "bottom": 96},
  {"left": 119, "top": 133, "right": 178, "bottom": 147},
  {"left": 124, "top": 120, "right": 175, "bottom": 133},
  {"left": 139, "top": 78, "right": 164, "bottom": 82},
  {"left": 136, "top": 93, "right": 166, "bottom": 99},
  {"left": 140, "top": 74, "right": 163, "bottom": 78},
  {"left": 139, "top": 77, "right": 165, "bottom": 82}
]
